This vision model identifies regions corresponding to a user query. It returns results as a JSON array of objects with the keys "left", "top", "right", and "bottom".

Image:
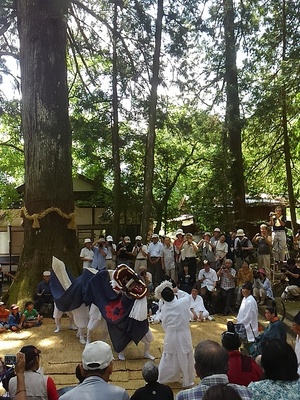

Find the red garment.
[
  {"left": 47, "top": 376, "right": 59, "bottom": 400},
  {"left": 227, "top": 350, "right": 263, "bottom": 386}
]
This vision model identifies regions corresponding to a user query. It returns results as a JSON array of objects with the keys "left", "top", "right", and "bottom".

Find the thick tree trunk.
[
  {"left": 8, "top": 0, "right": 80, "bottom": 304},
  {"left": 223, "top": 0, "right": 246, "bottom": 221},
  {"left": 140, "top": 0, "right": 163, "bottom": 241},
  {"left": 281, "top": 0, "right": 296, "bottom": 233},
  {"left": 111, "top": 0, "right": 122, "bottom": 240}
]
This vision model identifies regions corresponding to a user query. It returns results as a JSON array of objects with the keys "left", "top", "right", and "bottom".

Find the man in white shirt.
[
  {"left": 189, "top": 287, "right": 209, "bottom": 321},
  {"left": 236, "top": 281, "right": 258, "bottom": 343},
  {"left": 162, "top": 236, "right": 176, "bottom": 280},
  {"left": 80, "top": 238, "right": 94, "bottom": 269},
  {"left": 148, "top": 234, "right": 164, "bottom": 286},
  {"left": 105, "top": 235, "right": 116, "bottom": 270},
  {"left": 133, "top": 235, "right": 148, "bottom": 273},
  {"left": 197, "top": 261, "right": 218, "bottom": 304}
]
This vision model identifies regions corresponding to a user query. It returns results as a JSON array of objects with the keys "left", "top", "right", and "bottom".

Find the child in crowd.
[
  {"left": 0, "top": 302, "right": 10, "bottom": 332},
  {"left": 8, "top": 304, "right": 23, "bottom": 331},
  {"left": 21, "top": 301, "right": 43, "bottom": 328}
]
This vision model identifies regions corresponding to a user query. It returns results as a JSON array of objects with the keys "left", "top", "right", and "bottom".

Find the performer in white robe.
[
  {"left": 236, "top": 281, "right": 258, "bottom": 342},
  {"left": 157, "top": 284, "right": 194, "bottom": 388},
  {"left": 53, "top": 303, "right": 77, "bottom": 333},
  {"left": 189, "top": 288, "right": 209, "bottom": 321}
]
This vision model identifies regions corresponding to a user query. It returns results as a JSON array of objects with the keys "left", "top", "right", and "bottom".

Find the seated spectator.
[
  {"left": 131, "top": 362, "right": 174, "bottom": 400},
  {"left": 196, "top": 261, "right": 218, "bottom": 304},
  {"left": 8, "top": 304, "right": 23, "bottom": 331},
  {"left": 9, "top": 345, "right": 58, "bottom": 400},
  {"left": 0, "top": 301, "right": 10, "bottom": 332},
  {"left": 281, "top": 259, "right": 300, "bottom": 300},
  {"left": 59, "top": 341, "right": 130, "bottom": 400},
  {"left": 291, "top": 311, "right": 300, "bottom": 375},
  {"left": 175, "top": 340, "right": 252, "bottom": 400},
  {"left": 249, "top": 301, "right": 286, "bottom": 358},
  {"left": 202, "top": 384, "right": 242, "bottom": 400},
  {"left": 236, "top": 282, "right": 258, "bottom": 343},
  {"left": 178, "top": 264, "right": 195, "bottom": 294},
  {"left": 189, "top": 287, "right": 210, "bottom": 322},
  {"left": 34, "top": 271, "right": 54, "bottom": 313},
  {"left": 248, "top": 339, "right": 300, "bottom": 400},
  {"left": 252, "top": 269, "right": 273, "bottom": 305},
  {"left": 217, "top": 259, "right": 236, "bottom": 316},
  {"left": 236, "top": 261, "right": 253, "bottom": 308},
  {"left": 21, "top": 301, "right": 43, "bottom": 328},
  {"left": 221, "top": 330, "right": 262, "bottom": 386}
]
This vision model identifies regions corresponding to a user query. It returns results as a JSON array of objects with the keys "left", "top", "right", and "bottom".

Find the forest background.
[{"left": 0, "top": 0, "right": 300, "bottom": 301}]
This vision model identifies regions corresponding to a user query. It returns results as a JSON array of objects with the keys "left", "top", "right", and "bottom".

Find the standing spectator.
[
  {"left": 180, "top": 233, "right": 198, "bottom": 280},
  {"left": 178, "top": 264, "right": 195, "bottom": 294},
  {"left": 133, "top": 236, "right": 148, "bottom": 273},
  {"left": 117, "top": 236, "right": 134, "bottom": 268},
  {"left": 175, "top": 340, "right": 252, "bottom": 400},
  {"left": 131, "top": 362, "right": 174, "bottom": 400},
  {"left": 214, "top": 234, "right": 228, "bottom": 269},
  {"left": 227, "top": 230, "right": 236, "bottom": 264},
  {"left": 248, "top": 339, "right": 300, "bottom": 400},
  {"left": 156, "top": 285, "right": 194, "bottom": 388},
  {"left": 105, "top": 235, "right": 117, "bottom": 270},
  {"left": 198, "top": 233, "right": 216, "bottom": 270},
  {"left": 9, "top": 345, "right": 58, "bottom": 400},
  {"left": 162, "top": 237, "right": 176, "bottom": 281},
  {"left": 236, "top": 261, "right": 253, "bottom": 308},
  {"left": 234, "top": 230, "right": 253, "bottom": 271},
  {"left": 221, "top": 330, "right": 262, "bottom": 386},
  {"left": 0, "top": 301, "right": 10, "bottom": 332},
  {"left": 269, "top": 206, "right": 287, "bottom": 268},
  {"left": 252, "top": 269, "right": 273, "bottom": 305},
  {"left": 174, "top": 229, "right": 185, "bottom": 268},
  {"left": 236, "top": 282, "right": 258, "bottom": 343},
  {"left": 80, "top": 238, "right": 94, "bottom": 269},
  {"left": 92, "top": 238, "right": 107, "bottom": 271},
  {"left": 291, "top": 311, "right": 300, "bottom": 375},
  {"left": 197, "top": 261, "right": 218, "bottom": 304},
  {"left": 34, "top": 271, "right": 54, "bottom": 312},
  {"left": 217, "top": 259, "right": 236, "bottom": 316},
  {"left": 210, "top": 228, "right": 221, "bottom": 245},
  {"left": 59, "top": 341, "right": 129, "bottom": 400},
  {"left": 281, "top": 258, "right": 300, "bottom": 300},
  {"left": 252, "top": 224, "right": 272, "bottom": 278},
  {"left": 148, "top": 234, "right": 164, "bottom": 286}
]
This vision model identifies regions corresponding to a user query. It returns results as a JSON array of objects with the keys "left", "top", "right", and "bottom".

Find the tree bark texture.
[
  {"left": 9, "top": 0, "right": 80, "bottom": 304},
  {"left": 141, "top": 0, "right": 163, "bottom": 241},
  {"left": 111, "top": 0, "right": 122, "bottom": 240},
  {"left": 223, "top": 0, "right": 246, "bottom": 221}
]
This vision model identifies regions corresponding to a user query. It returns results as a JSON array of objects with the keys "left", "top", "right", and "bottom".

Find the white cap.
[
  {"left": 106, "top": 235, "right": 113, "bottom": 242},
  {"left": 135, "top": 235, "right": 142, "bottom": 241},
  {"left": 152, "top": 233, "right": 159, "bottom": 238},
  {"left": 43, "top": 271, "right": 51, "bottom": 276},
  {"left": 82, "top": 341, "right": 113, "bottom": 370},
  {"left": 124, "top": 236, "right": 131, "bottom": 243},
  {"left": 213, "top": 228, "right": 221, "bottom": 232},
  {"left": 84, "top": 238, "right": 92, "bottom": 244},
  {"left": 175, "top": 229, "right": 184, "bottom": 236}
]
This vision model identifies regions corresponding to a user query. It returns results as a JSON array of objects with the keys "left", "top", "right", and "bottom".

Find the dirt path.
[{"left": 0, "top": 314, "right": 231, "bottom": 396}]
